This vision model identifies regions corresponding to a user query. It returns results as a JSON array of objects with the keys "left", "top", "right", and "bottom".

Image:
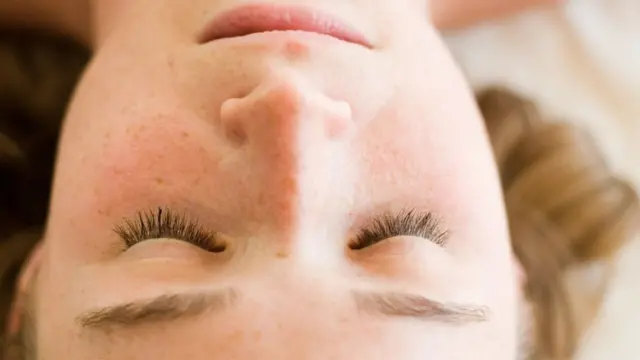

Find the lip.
[{"left": 198, "top": 3, "right": 372, "bottom": 48}]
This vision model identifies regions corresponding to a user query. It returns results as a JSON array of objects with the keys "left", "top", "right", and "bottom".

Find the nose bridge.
[{"left": 219, "top": 76, "right": 354, "bottom": 236}]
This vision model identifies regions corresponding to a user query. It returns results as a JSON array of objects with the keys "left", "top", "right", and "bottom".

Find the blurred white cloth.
[{"left": 444, "top": 1, "right": 640, "bottom": 358}]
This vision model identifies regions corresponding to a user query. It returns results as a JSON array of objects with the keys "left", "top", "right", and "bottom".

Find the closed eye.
[
  {"left": 349, "top": 209, "right": 449, "bottom": 250},
  {"left": 114, "top": 208, "right": 225, "bottom": 253}
]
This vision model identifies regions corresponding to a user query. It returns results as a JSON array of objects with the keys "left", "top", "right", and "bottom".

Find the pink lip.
[{"left": 199, "top": 3, "right": 372, "bottom": 48}]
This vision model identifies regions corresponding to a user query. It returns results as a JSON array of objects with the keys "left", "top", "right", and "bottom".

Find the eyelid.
[
  {"left": 353, "top": 236, "right": 422, "bottom": 259},
  {"left": 114, "top": 208, "right": 225, "bottom": 253},
  {"left": 350, "top": 209, "right": 449, "bottom": 250}
]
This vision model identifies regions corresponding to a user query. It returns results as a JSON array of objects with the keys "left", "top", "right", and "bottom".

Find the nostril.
[
  {"left": 220, "top": 98, "right": 248, "bottom": 145},
  {"left": 219, "top": 78, "right": 355, "bottom": 146},
  {"left": 324, "top": 100, "right": 354, "bottom": 140}
]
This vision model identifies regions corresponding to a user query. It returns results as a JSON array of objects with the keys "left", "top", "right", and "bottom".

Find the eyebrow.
[
  {"left": 76, "top": 288, "right": 490, "bottom": 332},
  {"left": 352, "top": 291, "right": 489, "bottom": 324},
  {"left": 77, "top": 288, "right": 238, "bottom": 330}
]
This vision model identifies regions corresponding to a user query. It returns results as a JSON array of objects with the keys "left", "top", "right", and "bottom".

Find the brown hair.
[
  {"left": 478, "top": 89, "right": 639, "bottom": 358},
  {"left": 0, "top": 29, "right": 89, "bottom": 360},
  {"left": 0, "top": 32, "right": 638, "bottom": 360}
]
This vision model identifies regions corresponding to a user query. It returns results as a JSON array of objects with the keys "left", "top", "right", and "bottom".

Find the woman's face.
[{"left": 35, "top": 0, "right": 519, "bottom": 359}]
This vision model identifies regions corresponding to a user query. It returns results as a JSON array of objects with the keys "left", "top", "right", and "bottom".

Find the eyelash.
[
  {"left": 114, "top": 208, "right": 225, "bottom": 253},
  {"left": 349, "top": 210, "right": 449, "bottom": 250},
  {"left": 114, "top": 208, "right": 448, "bottom": 253}
]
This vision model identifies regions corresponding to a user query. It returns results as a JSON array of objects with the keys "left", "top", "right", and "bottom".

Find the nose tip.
[{"left": 220, "top": 77, "right": 353, "bottom": 145}]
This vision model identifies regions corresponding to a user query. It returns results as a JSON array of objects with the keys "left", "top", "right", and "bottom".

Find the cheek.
[
  {"left": 86, "top": 116, "right": 222, "bottom": 211},
  {"left": 360, "top": 89, "right": 506, "bottom": 242}
]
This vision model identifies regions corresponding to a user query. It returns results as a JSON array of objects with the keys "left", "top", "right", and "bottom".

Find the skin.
[{"left": 10, "top": 0, "right": 527, "bottom": 359}]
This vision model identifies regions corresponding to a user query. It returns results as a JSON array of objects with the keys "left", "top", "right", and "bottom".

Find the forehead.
[{"left": 44, "top": 288, "right": 484, "bottom": 360}]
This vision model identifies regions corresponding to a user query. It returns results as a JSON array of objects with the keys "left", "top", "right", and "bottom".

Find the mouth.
[{"left": 198, "top": 3, "right": 372, "bottom": 48}]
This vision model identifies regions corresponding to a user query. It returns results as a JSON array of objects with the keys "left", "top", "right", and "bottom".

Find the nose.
[
  {"left": 217, "top": 75, "right": 355, "bottom": 246},
  {"left": 220, "top": 75, "right": 353, "bottom": 147}
]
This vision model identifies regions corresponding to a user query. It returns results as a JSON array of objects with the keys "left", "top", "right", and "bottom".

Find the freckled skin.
[{"left": 32, "top": 0, "right": 521, "bottom": 359}]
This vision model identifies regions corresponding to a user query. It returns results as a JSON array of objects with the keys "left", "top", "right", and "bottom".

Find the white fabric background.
[{"left": 444, "top": 0, "right": 640, "bottom": 358}]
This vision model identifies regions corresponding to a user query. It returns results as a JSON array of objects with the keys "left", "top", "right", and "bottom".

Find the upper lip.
[{"left": 198, "top": 3, "right": 372, "bottom": 48}]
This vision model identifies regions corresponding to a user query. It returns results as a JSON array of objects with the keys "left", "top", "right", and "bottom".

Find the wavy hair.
[{"left": 478, "top": 89, "right": 639, "bottom": 358}]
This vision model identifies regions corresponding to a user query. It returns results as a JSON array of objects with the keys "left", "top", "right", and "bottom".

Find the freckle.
[
  {"left": 131, "top": 130, "right": 142, "bottom": 142},
  {"left": 276, "top": 251, "right": 289, "bottom": 259},
  {"left": 155, "top": 178, "right": 165, "bottom": 185},
  {"left": 181, "top": 131, "right": 190, "bottom": 138},
  {"left": 228, "top": 330, "right": 245, "bottom": 342},
  {"left": 284, "top": 41, "right": 309, "bottom": 59}
]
